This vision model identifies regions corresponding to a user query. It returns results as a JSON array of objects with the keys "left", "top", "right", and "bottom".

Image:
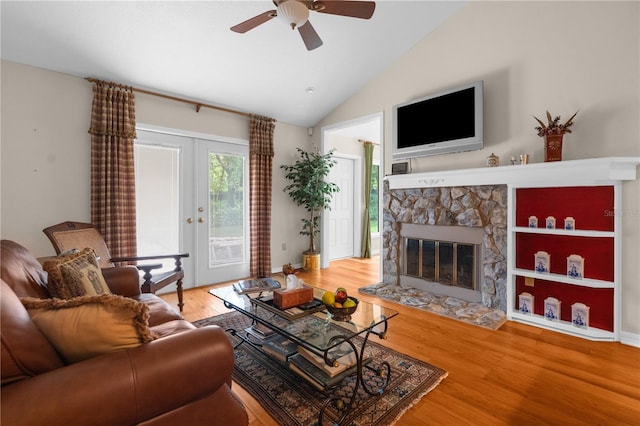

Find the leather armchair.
[{"left": 1, "top": 240, "right": 248, "bottom": 425}]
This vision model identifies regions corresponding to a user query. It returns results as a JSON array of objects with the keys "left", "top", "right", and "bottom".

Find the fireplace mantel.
[{"left": 387, "top": 157, "right": 640, "bottom": 189}]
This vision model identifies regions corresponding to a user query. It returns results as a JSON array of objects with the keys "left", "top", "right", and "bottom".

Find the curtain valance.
[{"left": 88, "top": 81, "right": 137, "bottom": 139}]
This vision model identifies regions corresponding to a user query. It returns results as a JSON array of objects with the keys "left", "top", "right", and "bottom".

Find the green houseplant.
[{"left": 281, "top": 148, "right": 339, "bottom": 270}]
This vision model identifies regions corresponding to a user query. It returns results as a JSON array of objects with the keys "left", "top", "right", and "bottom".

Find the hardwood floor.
[{"left": 161, "top": 257, "right": 640, "bottom": 425}]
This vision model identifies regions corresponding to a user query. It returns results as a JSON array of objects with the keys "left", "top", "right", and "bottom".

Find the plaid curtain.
[
  {"left": 88, "top": 81, "right": 138, "bottom": 259},
  {"left": 249, "top": 115, "right": 276, "bottom": 277}
]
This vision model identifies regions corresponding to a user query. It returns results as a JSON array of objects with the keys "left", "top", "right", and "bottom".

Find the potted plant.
[
  {"left": 281, "top": 148, "right": 340, "bottom": 270},
  {"left": 533, "top": 110, "right": 578, "bottom": 162}
]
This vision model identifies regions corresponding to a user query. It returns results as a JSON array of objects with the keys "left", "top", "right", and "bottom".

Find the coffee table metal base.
[
  {"left": 317, "top": 323, "right": 391, "bottom": 426},
  {"left": 222, "top": 300, "right": 393, "bottom": 425}
]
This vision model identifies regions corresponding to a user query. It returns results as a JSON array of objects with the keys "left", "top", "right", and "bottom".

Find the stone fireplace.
[
  {"left": 383, "top": 180, "right": 507, "bottom": 311},
  {"left": 377, "top": 158, "right": 638, "bottom": 336}
]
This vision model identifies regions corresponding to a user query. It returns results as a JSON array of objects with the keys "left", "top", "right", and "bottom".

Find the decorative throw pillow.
[
  {"left": 21, "top": 294, "right": 156, "bottom": 364},
  {"left": 43, "top": 248, "right": 111, "bottom": 299}
]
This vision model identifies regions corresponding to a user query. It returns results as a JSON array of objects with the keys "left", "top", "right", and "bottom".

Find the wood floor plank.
[{"left": 161, "top": 257, "right": 640, "bottom": 425}]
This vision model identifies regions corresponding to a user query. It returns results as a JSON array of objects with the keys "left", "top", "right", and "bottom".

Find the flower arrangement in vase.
[{"left": 533, "top": 110, "right": 578, "bottom": 162}]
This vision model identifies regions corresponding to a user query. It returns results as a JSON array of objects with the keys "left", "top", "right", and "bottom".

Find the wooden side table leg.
[{"left": 176, "top": 279, "right": 184, "bottom": 312}]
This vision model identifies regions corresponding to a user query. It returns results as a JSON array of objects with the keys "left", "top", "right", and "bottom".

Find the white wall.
[
  {"left": 313, "top": 1, "right": 640, "bottom": 335},
  {"left": 1, "top": 64, "right": 92, "bottom": 254},
  {"left": 1, "top": 60, "right": 312, "bottom": 271}
]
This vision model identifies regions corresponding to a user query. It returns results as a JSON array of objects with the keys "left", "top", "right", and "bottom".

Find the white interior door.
[
  {"left": 135, "top": 128, "right": 249, "bottom": 289},
  {"left": 328, "top": 156, "right": 357, "bottom": 260}
]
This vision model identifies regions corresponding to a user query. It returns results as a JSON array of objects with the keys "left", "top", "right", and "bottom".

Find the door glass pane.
[
  {"left": 438, "top": 242, "right": 454, "bottom": 285},
  {"left": 456, "top": 243, "right": 475, "bottom": 289},
  {"left": 208, "top": 153, "right": 245, "bottom": 266},
  {"left": 421, "top": 240, "right": 436, "bottom": 280},
  {"left": 405, "top": 238, "right": 420, "bottom": 276},
  {"left": 134, "top": 144, "right": 180, "bottom": 271}
]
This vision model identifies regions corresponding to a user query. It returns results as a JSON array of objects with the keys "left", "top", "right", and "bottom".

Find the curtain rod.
[{"left": 85, "top": 77, "right": 252, "bottom": 118}]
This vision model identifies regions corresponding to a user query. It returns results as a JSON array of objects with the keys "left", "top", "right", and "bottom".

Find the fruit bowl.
[{"left": 325, "top": 297, "right": 359, "bottom": 321}]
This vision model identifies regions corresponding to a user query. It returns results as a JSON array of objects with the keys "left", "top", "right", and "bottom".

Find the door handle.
[
  {"left": 198, "top": 217, "right": 205, "bottom": 223},
  {"left": 186, "top": 218, "right": 193, "bottom": 224}
]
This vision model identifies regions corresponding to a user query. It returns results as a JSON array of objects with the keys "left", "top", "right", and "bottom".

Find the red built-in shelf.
[
  {"left": 515, "top": 233, "right": 614, "bottom": 281},
  {"left": 516, "top": 186, "right": 614, "bottom": 232},
  {"left": 515, "top": 277, "right": 614, "bottom": 331}
]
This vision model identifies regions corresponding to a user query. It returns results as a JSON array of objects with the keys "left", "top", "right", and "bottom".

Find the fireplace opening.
[
  {"left": 404, "top": 238, "right": 478, "bottom": 290},
  {"left": 399, "top": 224, "right": 484, "bottom": 303}
]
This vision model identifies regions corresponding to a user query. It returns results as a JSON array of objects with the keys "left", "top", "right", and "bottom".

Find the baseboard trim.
[{"left": 620, "top": 331, "right": 640, "bottom": 348}]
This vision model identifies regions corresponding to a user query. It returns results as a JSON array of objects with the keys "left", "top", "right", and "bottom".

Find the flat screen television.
[{"left": 392, "top": 80, "right": 483, "bottom": 160}]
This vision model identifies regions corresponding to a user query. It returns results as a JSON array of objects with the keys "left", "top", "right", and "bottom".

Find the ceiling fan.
[{"left": 230, "top": 0, "right": 376, "bottom": 51}]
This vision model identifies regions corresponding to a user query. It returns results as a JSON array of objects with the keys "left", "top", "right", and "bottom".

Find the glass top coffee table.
[{"left": 210, "top": 284, "right": 399, "bottom": 425}]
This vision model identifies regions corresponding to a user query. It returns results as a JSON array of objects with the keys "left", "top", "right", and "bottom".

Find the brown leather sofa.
[{"left": 1, "top": 240, "right": 248, "bottom": 425}]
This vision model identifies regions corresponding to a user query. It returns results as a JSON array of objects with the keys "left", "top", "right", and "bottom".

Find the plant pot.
[
  {"left": 302, "top": 253, "right": 320, "bottom": 271},
  {"left": 544, "top": 134, "right": 564, "bottom": 162}
]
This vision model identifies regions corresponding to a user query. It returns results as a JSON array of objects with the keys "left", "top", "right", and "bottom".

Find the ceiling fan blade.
[
  {"left": 230, "top": 10, "right": 276, "bottom": 33},
  {"left": 298, "top": 21, "right": 323, "bottom": 51},
  {"left": 313, "top": 1, "right": 376, "bottom": 19}
]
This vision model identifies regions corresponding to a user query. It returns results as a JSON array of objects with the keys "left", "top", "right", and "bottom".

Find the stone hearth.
[
  {"left": 358, "top": 282, "right": 507, "bottom": 330},
  {"left": 383, "top": 181, "right": 507, "bottom": 311}
]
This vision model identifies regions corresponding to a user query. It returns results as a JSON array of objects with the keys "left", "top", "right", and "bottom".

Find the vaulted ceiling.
[{"left": 1, "top": 1, "right": 465, "bottom": 127}]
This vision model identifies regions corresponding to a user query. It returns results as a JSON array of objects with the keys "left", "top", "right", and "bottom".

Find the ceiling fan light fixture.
[{"left": 277, "top": 0, "right": 309, "bottom": 30}]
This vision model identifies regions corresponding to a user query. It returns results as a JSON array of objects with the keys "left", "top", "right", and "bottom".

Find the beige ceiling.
[{"left": 1, "top": 1, "right": 465, "bottom": 127}]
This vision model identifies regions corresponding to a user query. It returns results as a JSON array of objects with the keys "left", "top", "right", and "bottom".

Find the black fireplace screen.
[{"left": 404, "top": 238, "right": 477, "bottom": 290}]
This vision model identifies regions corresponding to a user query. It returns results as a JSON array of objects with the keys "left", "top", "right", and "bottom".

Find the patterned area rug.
[
  {"left": 194, "top": 312, "right": 447, "bottom": 426},
  {"left": 358, "top": 283, "right": 507, "bottom": 331}
]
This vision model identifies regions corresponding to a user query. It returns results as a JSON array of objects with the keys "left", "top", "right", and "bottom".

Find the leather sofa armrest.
[
  {"left": 1, "top": 326, "right": 234, "bottom": 425},
  {"left": 101, "top": 265, "right": 142, "bottom": 297}
]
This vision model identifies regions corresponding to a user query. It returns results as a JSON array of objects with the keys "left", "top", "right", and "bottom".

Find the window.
[{"left": 369, "top": 164, "right": 380, "bottom": 234}]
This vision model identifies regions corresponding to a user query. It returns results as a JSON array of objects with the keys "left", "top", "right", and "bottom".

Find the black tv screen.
[{"left": 393, "top": 81, "right": 483, "bottom": 159}]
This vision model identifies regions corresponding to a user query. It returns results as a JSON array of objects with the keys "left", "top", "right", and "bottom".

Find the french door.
[{"left": 135, "top": 128, "right": 249, "bottom": 289}]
